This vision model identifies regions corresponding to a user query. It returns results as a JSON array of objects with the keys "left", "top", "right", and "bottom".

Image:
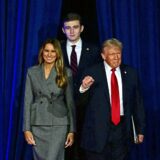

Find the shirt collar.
[
  {"left": 103, "top": 61, "right": 120, "bottom": 72},
  {"left": 67, "top": 38, "right": 82, "bottom": 48}
]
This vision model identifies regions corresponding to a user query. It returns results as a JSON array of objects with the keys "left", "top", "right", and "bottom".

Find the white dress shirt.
[
  {"left": 79, "top": 61, "right": 124, "bottom": 115},
  {"left": 66, "top": 39, "right": 82, "bottom": 65},
  {"left": 104, "top": 62, "right": 124, "bottom": 115}
]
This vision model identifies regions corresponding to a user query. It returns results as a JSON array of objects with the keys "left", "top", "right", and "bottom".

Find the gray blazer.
[{"left": 23, "top": 64, "right": 76, "bottom": 133}]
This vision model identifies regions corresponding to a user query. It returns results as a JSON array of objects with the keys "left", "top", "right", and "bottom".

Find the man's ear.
[
  {"left": 80, "top": 25, "right": 84, "bottom": 33},
  {"left": 101, "top": 53, "right": 105, "bottom": 60},
  {"left": 62, "top": 27, "right": 65, "bottom": 34}
]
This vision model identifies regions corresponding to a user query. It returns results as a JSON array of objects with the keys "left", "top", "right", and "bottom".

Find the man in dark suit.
[
  {"left": 61, "top": 13, "right": 102, "bottom": 160},
  {"left": 80, "top": 38, "right": 146, "bottom": 160}
]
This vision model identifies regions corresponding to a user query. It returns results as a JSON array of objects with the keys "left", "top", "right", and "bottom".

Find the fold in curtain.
[
  {"left": 96, "top": 0, "right": 160, "bottom": 160},
  {"left": 0, "top": 0, "right": 62, "bottom": 159}
]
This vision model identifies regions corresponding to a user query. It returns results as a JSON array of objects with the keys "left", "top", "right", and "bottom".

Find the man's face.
[
  {"left": 101, "top": 45, "right": 122, "bottom": 68},
  {"left": 62, "top": 20, "right": 84, "bottom": 43}
]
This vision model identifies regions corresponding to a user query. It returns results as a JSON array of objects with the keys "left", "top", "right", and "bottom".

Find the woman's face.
[{"left": 43, "top": 43, "right": 57, "bottom": 64}]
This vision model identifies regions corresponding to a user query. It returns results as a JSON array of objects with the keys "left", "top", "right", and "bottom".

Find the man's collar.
[
  {"left": 103, "top": 61, "right": 120, "bottom": 71},
  {"left": 67, "top": 38, "right": 82, "bottom": 47}
]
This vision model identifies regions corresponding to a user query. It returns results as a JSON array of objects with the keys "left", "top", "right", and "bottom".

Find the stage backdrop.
[
  {"left": 0, "top": 0, "right": 62, "bottom": 159},
  {"left": 1, "top": 0, "right": 160, "bottom": 160},
  {"left": 96, "top": 0, "right": 160, "bottom": 160}
]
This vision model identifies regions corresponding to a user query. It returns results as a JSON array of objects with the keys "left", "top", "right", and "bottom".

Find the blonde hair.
[
  {"left": 101, "top": 38, "right": 123, "bottom": 52},
  {"left": 38, "top": 39, "right": 67, "bottom": 88}
]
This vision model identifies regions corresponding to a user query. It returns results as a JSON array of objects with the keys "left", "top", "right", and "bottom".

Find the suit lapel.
[
  {"left": 120, "top": 65, "right": 128, "bottom": 113},
  {"left": 78, "top": 42, "right": 90, "bottom": 70},
  {"left": 62, "top": 41, "right": 91, "bottom": 71},
  {"left": 99, "top": 63, "right": 110, "bottom": 103},
  {"left": 94, "top": 64, "right": 129, "bottom": 114},
  {"left": 35, "top": 64, "right": 51, "bottom": 97}
]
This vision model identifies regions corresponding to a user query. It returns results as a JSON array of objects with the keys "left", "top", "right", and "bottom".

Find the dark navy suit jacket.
[
  {"left": 61, "top": 40, "right": 102, "bottom": 102},
  {"left": 80, "top": 63, "right": 146, "bottom": 153}
]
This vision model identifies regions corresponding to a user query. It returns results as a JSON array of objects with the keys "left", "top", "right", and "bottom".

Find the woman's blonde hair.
[{"left": 38, "top": 39, "right": 67, "bottom": 88}]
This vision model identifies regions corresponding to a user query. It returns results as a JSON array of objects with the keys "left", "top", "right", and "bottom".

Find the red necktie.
[
  {"left": 111, "top": 68, "right": 120, "bottom": 125},
  {"left": 70, "top": 45, "right": 77, "bottom": 76}
]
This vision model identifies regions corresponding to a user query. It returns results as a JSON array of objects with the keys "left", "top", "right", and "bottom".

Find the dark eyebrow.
[
  {"left": 44, "top": 49, "right": 56, "bottom": 52},
  {"left": 64, "top": 25, "right": 80, "bottom": 28}
]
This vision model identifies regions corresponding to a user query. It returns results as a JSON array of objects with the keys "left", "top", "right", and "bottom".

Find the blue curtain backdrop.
[
  {"left": 1, "top": 0, "right": 160, "bottom": 159},
  {"left": 0, "top": 0, "right": 62, "bottom": 159},
  {"left": 96, "top": 0, "right": 160, "bottom": 160}
]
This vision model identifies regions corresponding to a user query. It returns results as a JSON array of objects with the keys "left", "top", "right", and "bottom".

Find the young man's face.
[{"left": 62, "top": 20, "right": 84, "bottom": 43}]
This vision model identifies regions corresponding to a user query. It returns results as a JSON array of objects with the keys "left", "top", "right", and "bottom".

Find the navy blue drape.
[
  {"left": 96, "top": 0, "right": 160, "bottom": 160},
  {"left": 1, "top": 0, "right": 160, "bottom": 159},
  {"left": 0, "top": 0, "right": 62, "bottom": 159}
]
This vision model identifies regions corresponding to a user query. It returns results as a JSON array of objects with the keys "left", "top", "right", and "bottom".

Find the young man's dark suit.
[
  {"left": 61, "top": 41, "right": 101, "bottom": 101},
  {"left": 80, "top": 63, "right": 145, "bottom": 160},
  {"left": 61, "top": 40, "right": 101, "bottom": 159}
]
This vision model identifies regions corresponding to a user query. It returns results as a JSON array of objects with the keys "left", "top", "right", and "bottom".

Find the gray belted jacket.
[{"left": 23, "top": 64, "right": 76, "bottom": 133}]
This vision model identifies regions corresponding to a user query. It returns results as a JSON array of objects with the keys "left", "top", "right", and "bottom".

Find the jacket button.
[
  {"left": 40, "top": 101, "right": 43, "bottom": 104},
  {"left": 50, "top": 101, "right": 52, "bottom": 104},
  {"left": 51, "top": 92, "right": 54, "bottom": 96},
  {"left": 39, "top": 91, "right": 42, "bottom": 94}
]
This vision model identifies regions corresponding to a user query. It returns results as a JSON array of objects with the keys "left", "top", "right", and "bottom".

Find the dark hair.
[{"left": 62, "top": 13, "right": 82, "bottom": 26}]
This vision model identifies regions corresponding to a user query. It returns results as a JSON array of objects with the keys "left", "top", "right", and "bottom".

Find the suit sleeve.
[
  {"left": 23, "top": 70, "right": 33, "bottom": 131},
  {"left": 65, "top": 69, "right": 76, "bottom": 132},
  {"left": 133, "top": 74, "right": 146, "bottom": 135}
]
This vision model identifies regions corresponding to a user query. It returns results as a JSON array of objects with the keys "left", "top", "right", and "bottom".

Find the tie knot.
[
  {"left": 71, "top": 45, "right": 76, "bottom": 49},
  {"left": 111, "top": 68, "right": 116, "bottom": 72}
]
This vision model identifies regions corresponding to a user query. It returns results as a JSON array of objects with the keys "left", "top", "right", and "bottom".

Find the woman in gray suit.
[{"left": 23, "top": 39, "right": 76, "bottom": 160}]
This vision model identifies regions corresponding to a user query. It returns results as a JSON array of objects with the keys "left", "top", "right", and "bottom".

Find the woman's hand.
[
  {"left": 65, "top": 132, "right": 74, "bottom": 148},
  {"left": 24, "top": 131, "right": 36, "bottom": 145}
]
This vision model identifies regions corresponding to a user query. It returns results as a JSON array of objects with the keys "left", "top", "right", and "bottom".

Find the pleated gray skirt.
[{"left": 32, "top": 125, "right": 68, "bottom": 160}]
